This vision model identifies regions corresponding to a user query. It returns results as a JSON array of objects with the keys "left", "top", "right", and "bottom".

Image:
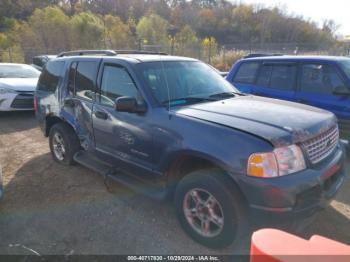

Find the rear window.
[
  {"left": 0, "top": 64, "right": 40, "bottom": 78},
  {"left": 233, "top": 62, "right": 260, "bottom": 84},
  {"left": 300, "top": 63, "right": 346, "bottom": 94},
  {"left": 73, "top": 61, "right": 98, "bottom": 101},
  {"left": 37, "top": 61, "right": 65, "bottom": 92},
  {"left": 338, "top": 60, "right": 350, "bottom": 79}
]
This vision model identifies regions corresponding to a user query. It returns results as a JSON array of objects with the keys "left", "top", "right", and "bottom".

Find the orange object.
[{"left": 250, "top": 229, "right": 350, "bottom": 262}]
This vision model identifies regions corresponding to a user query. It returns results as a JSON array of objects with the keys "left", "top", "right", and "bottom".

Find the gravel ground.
[{"left": 0, "top": 111, "right": 349, "bottom": 256}]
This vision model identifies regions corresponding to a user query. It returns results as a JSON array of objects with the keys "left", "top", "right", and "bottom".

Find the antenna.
[{"left": 159, "top": 54, "right": 171, "bottom": 115}]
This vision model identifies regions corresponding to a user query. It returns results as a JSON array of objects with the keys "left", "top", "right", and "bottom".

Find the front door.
[
  {"left": 296, "top": 63, "right": 350, "bottom": 119},
  {"left": 92, "top": 62, "right": 155, "bottom": 178}
]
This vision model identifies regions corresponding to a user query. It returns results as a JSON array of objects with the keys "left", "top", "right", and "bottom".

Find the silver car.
[{"left": 0, "top": 63, "right": 40, "bottom": 111}]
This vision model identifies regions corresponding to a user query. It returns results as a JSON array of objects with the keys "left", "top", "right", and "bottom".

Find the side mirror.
[
  {"left": 115, "top": 96, "right": 147, "bottom": 113},
  {"left": 333, "top": 86, "right": 350, "bottom": 96}
]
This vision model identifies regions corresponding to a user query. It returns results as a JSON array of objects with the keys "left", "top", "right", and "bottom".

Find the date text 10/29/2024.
[{"left": 127, "top": 256, "right": 221, "bottom": 261}]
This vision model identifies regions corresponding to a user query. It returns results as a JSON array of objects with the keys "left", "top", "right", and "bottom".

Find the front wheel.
[{"left": 174, "top": 169, "right": 248, "bottom": 248}]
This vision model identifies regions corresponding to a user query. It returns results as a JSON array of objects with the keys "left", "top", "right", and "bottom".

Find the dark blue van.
[{"left": 227, "top": 56, "right": 350, "bottom": 139}]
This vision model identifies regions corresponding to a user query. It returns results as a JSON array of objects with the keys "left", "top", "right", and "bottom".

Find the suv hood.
[
  {"left": 0, "top": 78, "right": 38, "bottom": 92},
  {"left": 175, "top": 96, "right": 337, "bottom": 147}
]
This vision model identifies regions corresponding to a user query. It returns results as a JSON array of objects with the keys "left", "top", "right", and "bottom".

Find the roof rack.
[
  {"left": 115, "top": 50, "right": 169, "bottom": 55},
  {"left": 57, "top": 50, "right": 169, "bottom": 57},
  {"left": 58, "top": 50, "right": 117, "bottom": 57},
  {"left": 244, "top": 53, "right": 283, "bottom": 59}
]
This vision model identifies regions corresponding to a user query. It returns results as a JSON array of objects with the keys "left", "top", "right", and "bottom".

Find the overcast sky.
[{"left": 239, "top": 0, "right": 350, "bottom": 36}]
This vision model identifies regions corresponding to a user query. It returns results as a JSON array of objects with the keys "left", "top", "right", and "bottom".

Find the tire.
[
  {"left": 174, "top": 169, "right": 248, "bottom": 249},
  {"left": 49, "top": 122, "right": 80, "bottom": 166}
]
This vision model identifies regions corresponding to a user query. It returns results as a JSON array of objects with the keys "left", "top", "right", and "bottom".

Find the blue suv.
[
  {"left": 227, "top": 56, "right": 350, "bottom": 139},
  {"left": 35, "top": 50, "right": 346, "bottom": 248}
]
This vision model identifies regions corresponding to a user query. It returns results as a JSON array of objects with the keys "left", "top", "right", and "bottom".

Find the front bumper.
[
  {"left": 238, "top": 142, "right": 346, "bottom": 223},
  {"left": 0, "top": 93, "right": 34, "bottom": 111}
]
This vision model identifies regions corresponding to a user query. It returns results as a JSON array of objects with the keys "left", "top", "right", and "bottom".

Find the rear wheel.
[
  {"left": 49, "top": 122, "right": 80, "bottom": 165},
  {"left": 174, "top": 169, "right": 248, "bottom": 248}
]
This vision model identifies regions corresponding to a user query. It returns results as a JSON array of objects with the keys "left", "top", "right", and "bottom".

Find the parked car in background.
[
  {"left": 227, "top": 55, "right": 350, "bottom": 140},
  {"left": 219, "top": 71, "right": 229, "bottom": 77},
  {"left": 0, "top": 63, "right": 40, "bottom": 111},
  {"left": 32, "top": 55, "right": 56, "bottom": 71},
  {"left": 35, "top": 50, "right": 346, "bottom": 248}
]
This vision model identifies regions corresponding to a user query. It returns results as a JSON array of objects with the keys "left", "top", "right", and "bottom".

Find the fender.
[{"left": 161, "top": 149, "right": 238, "bottom": 180}]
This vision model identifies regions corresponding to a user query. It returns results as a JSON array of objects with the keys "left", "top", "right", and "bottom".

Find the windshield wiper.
[
  {"left": 209, "top": 91, "right": 244, "bottom": 99},
  {"left": 162, "top": 97, "right": 216, "bottom": 106}
]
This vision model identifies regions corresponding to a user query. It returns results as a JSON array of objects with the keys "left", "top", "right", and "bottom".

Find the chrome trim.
[{"left": 302, "top": 125, "right": 339, "bottom": 164}]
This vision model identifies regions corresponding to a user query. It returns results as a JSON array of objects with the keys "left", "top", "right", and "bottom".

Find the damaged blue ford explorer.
[{"left": 35, "top": 50, "right": 346, "bottom": 248}]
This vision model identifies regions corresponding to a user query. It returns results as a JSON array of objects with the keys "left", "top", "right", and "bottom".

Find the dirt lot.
[{"left": 0, "top": 112, "right": 349, "bottom": 255}]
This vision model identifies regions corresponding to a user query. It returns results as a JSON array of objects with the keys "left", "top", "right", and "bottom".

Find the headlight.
[
  {"left": 247, "top": 145, "right": 306, "bottom": 178},
  {"left": 0, "top": 87, "right": 17, "bottom": 94}
]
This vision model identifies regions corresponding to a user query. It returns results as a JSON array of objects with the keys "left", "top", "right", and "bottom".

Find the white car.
[{"left": 0, "top": 63, "right": 40, "bottom": 111}]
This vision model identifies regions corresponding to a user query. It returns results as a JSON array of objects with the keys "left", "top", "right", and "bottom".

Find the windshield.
[
  {"left": 338, "top": 59, "right": 350, "bottom": 79},
  {"left": 0, "top": 64, "right": 41, "bottom": 78},
  {"left": 138, "top": 61, "right": 239, "bottom": 106}
]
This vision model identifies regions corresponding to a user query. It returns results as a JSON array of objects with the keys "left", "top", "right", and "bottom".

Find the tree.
[
  {"left": 202, "top": 36, "right": 217, "bottom": 63},
  {"left": 104, "top": 15, "right": 134, "bottom": 49},
  {"left": 175, "top": 25, "right": 199, "bottom": 56},
  {"left": 18, "top": 6, "right": 71, "bottom": 57},
  {"left": 195, "top": 8, "right": 217, "bottom": 38},
  {"left": 70, "top": 12, "right": 104, "bottom": 49},
  {"left": 0, "top": 0, "right": 341, "bottom": 63},
  {"left": 136, "top": 14, "right": 169, "bottom": 45}
]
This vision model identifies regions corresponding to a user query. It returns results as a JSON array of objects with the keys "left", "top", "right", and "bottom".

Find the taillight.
[{"left": 33, "top": 96, "right": 37, "bottom": 112}]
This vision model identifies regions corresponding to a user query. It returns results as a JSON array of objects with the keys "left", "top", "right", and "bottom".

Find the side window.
[
  {"left": 100, "top": 65, "right": 138, "bottom": 107},
  {"left": 37, "top": 61, "right": 64, "bottom": 92},
  {"left": 75, "top": 61, "right": 98, "bottom": 101},
  {"left": 300, "top": 64, "right": 346, "bottom": 94},
  {"left": 269, "top": 64, "right": 296, "bottom": 91},
  {"left": 256, "top": 64, "right": 296, "bottom": 91},
  {"left": 256, "top": 65, "right": 272, "bottom": 87},
  {"left": 233, "top": 62, "right": 260, "bottom": 84},
  {"left": 68, "top": 62, "right": 77, "bottom": 96}
]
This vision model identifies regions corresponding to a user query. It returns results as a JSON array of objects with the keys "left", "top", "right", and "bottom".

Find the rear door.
[
  {"left": 253, "top": 62, "right": 297, "bottom": 101},
  {"left": 61, "top": 59, "right": 100, "bottom": 150},
  {"left": 295, "top": 62, "right": 350, "bottom": 121}
]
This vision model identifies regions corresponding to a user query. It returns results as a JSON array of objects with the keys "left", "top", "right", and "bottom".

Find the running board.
[{"left": 73, "top": 151, "right": 167, "bottom": 200}]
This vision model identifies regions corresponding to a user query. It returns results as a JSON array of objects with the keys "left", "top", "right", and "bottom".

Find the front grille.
[
  {"left": 301, "top": 125, "right": 339, "bottom": 164},
  {"left": 11, "top": 94, "right": 34, "bottom": 109}
]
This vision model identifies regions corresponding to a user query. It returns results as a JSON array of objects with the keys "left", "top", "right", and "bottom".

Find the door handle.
[{"left": 94, "top": 111, "right": 108, "bottom": 120}]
